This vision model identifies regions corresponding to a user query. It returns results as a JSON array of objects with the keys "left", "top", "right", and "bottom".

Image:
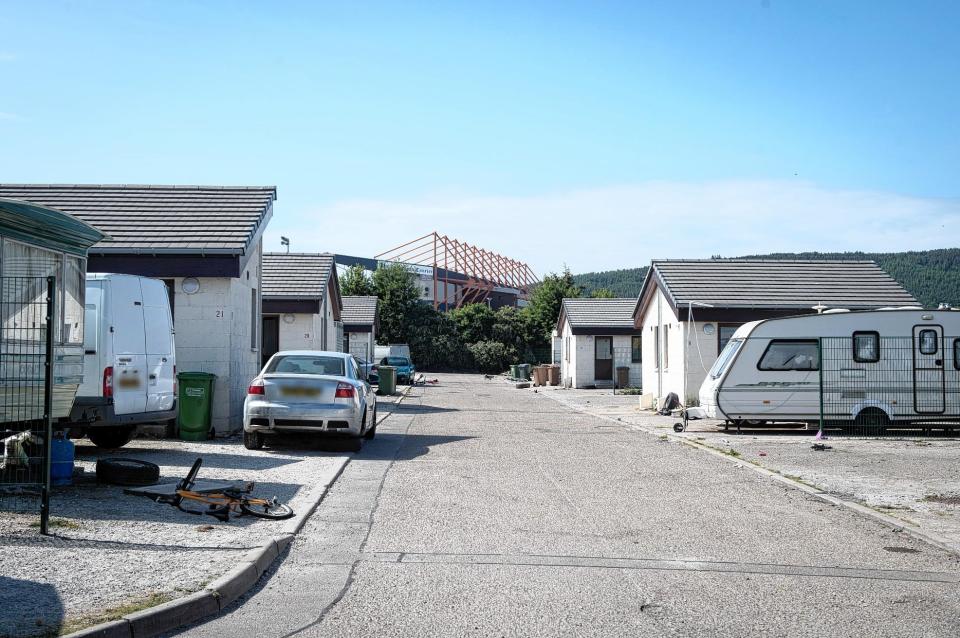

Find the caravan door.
[{"left": 913, "top": 325, "right": 945, "bottom": 414}]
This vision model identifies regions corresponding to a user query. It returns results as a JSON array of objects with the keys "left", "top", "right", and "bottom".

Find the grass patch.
[
  {"left": 616, "top": 387, "right": 643, "bottom": 395},
  {"left": 28, "top": 517, "right": 81, "bottom": 530},
  {"left": 722, "top": 448, "right": 741, "bottom": 458},
  {"left": 59, "top": 592, "right": 173, "bottom": 635}
]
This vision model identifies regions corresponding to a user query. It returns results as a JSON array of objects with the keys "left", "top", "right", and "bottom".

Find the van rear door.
[
  {"left": 142, "top": 278, "right": 176, "bottom": 412},
  {"left": 109, "top": 276, "right": 148, "bottom": 415}
]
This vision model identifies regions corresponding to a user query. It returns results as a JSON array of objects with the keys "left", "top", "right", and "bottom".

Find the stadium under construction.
[{"left": 335, "top": 232, "right": 538, "bottom": 310}]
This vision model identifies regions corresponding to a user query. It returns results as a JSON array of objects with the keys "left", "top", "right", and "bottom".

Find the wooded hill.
[{"left": 572, "top": 248, "right": 960, "bottom": 309}]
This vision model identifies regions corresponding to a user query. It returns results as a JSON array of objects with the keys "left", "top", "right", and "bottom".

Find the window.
[
  {"left": 663, "top": 325, "right": 670, "bottom": 370},
  {"left": 710, "top": 338, "right": 743, "bottom": 379},
  {"left": 718, "top": 324, "right": 741, "bottom": 354},
  {"left": 631, "top": 336, "right": 642, "bottom": 363},
  {"left": 653, "top": 326, "right": 660, "bottom": 369},
  {"left": 250, "top": 288, "right": 258, "bottom": 350},
  {"left": 62, "top": 255, "right": 85, "bottom": 344},
  {"left": 919, "top": 329, "right": 938, "bottom": 355},
  {"left": 853, "top": 331, "right": 880, "bottom": 363},
  {"left": 758, "top": 340, "right": 819, "bottom": 371},
  {"left": 267, "top": 355, "right": 345, "bottom": 376},
  {"left": 565, "top": 336, "right": 570, "bottom": 363},
  {"left": 954, "top": 339, "right": 960, "bottom": 370}
]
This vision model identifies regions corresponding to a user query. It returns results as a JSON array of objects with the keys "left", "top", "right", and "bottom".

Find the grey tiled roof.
[
  {"left": 649, "top": 260, "right": 918, "bottom": 309},
  {"left": 560, "top": 298, "right": 637, "bottom": 329},
  {"left": 0, "top": 184, "right": 275, "bottom": 254},
  {"left": 262, "top": 252, "right": 335, "bottom": 299},
  {"left": 341, "top": 296, "right": 378, "bottom": 325}
]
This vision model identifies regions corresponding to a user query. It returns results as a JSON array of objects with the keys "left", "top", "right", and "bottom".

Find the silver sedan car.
[{"left": 243, "top": 351, "right": 377, "bottom": 451}]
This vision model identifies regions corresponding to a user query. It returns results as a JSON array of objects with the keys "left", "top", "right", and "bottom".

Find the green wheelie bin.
[
  {"left": 377, "top": 366, "right": 397, "bottom": 396},
  {"left": 177, "top": 372, "right": 216, "bottom": 441}
]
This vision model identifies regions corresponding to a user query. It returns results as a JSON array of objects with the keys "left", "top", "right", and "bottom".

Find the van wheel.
[
  {"left": 243, "top": 431, "right": 264, "bottom": 450},
  {"left": 87, "top": 426, "right": 137, "bottom": 449}
]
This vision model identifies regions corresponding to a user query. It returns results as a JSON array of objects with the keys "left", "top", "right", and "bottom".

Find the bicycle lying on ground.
[{"left": 126, "top": 457, "right": 294, "bottom": 522}]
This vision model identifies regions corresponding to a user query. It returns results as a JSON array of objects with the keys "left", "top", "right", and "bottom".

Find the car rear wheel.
[
  {"left": 363, "top": 406, "right": 377, "bottom": 440},
  {"left": 243, "top": 430, "right": 264, "bottom": 450},
  {"left": 87, "top": 426, "right": 137, "bottom": 449}
]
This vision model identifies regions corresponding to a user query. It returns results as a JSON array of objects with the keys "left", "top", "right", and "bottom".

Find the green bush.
[{"left": 469, "top": 340, "right": 516, "bottom": 374}]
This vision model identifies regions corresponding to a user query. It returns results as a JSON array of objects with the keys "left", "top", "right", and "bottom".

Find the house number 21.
[{"left": 215, "top": 310, "right": 224, "bottom": 318}]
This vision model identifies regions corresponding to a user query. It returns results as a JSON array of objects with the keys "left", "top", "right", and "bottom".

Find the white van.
[
  {"left": 699, "top": 309, "right": 960, "bottom": 427},
  {"left": 68, "top": 274, "right": 177, "bottom": 448}
]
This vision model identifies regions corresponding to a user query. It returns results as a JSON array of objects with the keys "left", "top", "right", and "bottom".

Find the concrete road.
[{"left": 172, "top": 374, "right": 960, "bottom": 637}]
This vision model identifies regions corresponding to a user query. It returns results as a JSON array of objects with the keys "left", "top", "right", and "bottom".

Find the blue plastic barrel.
[{"left": 51, "top": 435, "right": 75, "bottom": 486}]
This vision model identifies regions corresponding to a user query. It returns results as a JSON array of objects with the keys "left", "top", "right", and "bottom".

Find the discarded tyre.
[{"left": 96, "top": 458, "right": 161, "bottom": 486}]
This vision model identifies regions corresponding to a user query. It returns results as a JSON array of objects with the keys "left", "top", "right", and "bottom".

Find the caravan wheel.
[{"left": 854, "top": 408, "right": 890, "bottom": 433}]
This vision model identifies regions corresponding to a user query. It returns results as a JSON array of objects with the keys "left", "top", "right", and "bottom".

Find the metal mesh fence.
[
  {"left": 820, "top": 335, "right": 960, "bottom": 438},
  {"left": 0, "top": 276, "right": 55, "bottom": 531}
]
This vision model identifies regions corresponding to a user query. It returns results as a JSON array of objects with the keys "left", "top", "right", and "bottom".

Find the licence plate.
[
  {"left": 281, "top": 387, "right": 320, "bottom": 398},
  {"left": 118, "top": 377, "right": 141, "bottom": 389}
]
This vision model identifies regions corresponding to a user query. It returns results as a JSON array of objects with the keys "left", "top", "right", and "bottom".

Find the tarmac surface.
[{"left": 170, "top": 374, "right": 960, "bottom": 637}]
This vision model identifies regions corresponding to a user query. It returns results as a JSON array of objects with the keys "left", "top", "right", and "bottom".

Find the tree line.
[{"left": 340, "top": 263, "right": 584, "bottom": 373}]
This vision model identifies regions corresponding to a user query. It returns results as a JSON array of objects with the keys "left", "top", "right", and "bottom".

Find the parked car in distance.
[
  {"left": 371, "top": 355, "right": 416, "bottom": 384},
  {"left": 68, "top": 274, "right": 177, "bottom": 448},
  {"left": 243, "top": 350, "right": 377, "bottom": 451},
  {"left": 354, "top": 357, "right": 375, "bottom": 381}
]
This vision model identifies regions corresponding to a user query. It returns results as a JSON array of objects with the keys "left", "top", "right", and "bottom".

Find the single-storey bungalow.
[
  {"left": 557, "top": 298, "right": 642, "bottom": 389},
  {"left": 0, "top": 184, "right": 275, "bottom": 434},
  {"left": 341, "top": 296, "right": 379, "bottom": 363},
  {"left": 261, "top": 252, "right": 342, "bottom": 365},
  {"left": 633, "top": 259, "right": 919, "bottom": 406}
]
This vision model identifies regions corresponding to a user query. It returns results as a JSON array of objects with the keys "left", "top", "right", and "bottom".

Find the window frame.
[
  {"left": 852, "top": 331, "right": 880, "bottom": 363},
  {"left": 954, "top": 338, "right": 960, "bottom": 371},
  {"left": 653, "top": 326, "right": 660, "bottom": 370},
  {"left": 717, "top": 323, "right": 742, "bottom": 355},
  {"left": 663, "top": 324, "right": 670, "bottom": 370},
  {"left": 631, "top": 335, "right": 642, "bottom": 363},
  {"left": 757, "top": 339, "right": 820, "bottom": 372},
  {"left": 919, "top": 329, "right": 938, "bottom": 355}
]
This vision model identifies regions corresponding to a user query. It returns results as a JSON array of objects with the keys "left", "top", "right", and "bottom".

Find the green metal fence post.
[
  {"left": 818, "top": 337, "right": 824, "bottom": 438},
  {"left": 40, "top": 276, "right": 55, "bottom": 536}
]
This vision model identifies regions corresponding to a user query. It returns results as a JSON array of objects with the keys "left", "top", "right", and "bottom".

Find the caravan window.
[
  {"left": 919, "top": 329, "right": 938, "bottom": 355},
  {"left": 853, "top": 331, "right": 880, "bottom": 363},
  {"left": 710, "top": 338, "right": 743, "bottom": 379},
  {"left": 954, "top": 339, "right": 960, "bottom": 370},
  {"left": 758, "top": 340, "right": 819, "bottom": 371}
]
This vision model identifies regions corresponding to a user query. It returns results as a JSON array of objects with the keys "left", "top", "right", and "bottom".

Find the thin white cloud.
[
  {"left": 0, "top": 111, "right": 19, "bottom": 120},
  {"left": 0, "top": 52, "right": 15, "bottom": 62},
  {"left": 266, "top": 180, "right": 960, "bottom": 274}
]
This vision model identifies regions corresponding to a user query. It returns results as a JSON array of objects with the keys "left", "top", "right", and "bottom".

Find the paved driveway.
[{"left": 173, "top": 374, "right": 960, "bottom": 637}]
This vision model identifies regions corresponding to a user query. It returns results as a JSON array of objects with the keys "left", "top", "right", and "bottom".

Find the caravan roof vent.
[
  {"left": 897, "top": 306, "right": 924, "bottom": 310},
  {"left": 822, "top": 308, "right": 850, "bottom": 314}
]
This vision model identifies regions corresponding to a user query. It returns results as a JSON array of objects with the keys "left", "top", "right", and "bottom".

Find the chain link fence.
[
  {"left": 1, "top": 276, "right": 55, "bottom": 532},
  {"left": 819, "top": 335, "right": 960, "bottom": 438}
]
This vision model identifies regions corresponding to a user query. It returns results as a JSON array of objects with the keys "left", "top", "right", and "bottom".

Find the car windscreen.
[
  {"left": 267, "top": 355, "right": 345, "bottom": 376},
  {"left": 709, "top": 338, "right": 743, "bottom": 379},
  {"left": 382, "top": 357, "right": 410, "bottom": 366}
]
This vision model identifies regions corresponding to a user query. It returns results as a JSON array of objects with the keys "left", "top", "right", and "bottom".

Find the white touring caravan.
[
  {"left": 68, "top": 274, "right": 177, "bottom": 448},
  {"left": 699, "top": 309, "right": 960, "bottom": 428}
]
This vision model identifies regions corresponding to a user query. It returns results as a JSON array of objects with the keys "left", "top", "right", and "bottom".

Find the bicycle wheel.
[{"left": 240, "top": 498, "right": 294, "bottom": 520}]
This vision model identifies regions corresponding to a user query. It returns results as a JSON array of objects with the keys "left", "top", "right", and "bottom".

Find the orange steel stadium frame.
[{"left": 374, "top": 232, "right": 538, "bottom": 309}]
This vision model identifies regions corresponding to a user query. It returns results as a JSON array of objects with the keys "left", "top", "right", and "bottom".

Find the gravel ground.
[
  {"left": 541, "top": 385, "right": 960, "bottom": 554},
  {"left": 0, "top": 387, "right": 408, "bottom": 638}
]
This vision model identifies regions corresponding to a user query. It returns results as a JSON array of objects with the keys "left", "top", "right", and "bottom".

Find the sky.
[{"left": 1, "top": 1, "right": 958, "bottom": 275}]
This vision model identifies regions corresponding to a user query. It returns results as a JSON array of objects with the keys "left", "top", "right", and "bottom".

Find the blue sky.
[{"left": 1, "top": 1, "right": 958, "bottom": 273}]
